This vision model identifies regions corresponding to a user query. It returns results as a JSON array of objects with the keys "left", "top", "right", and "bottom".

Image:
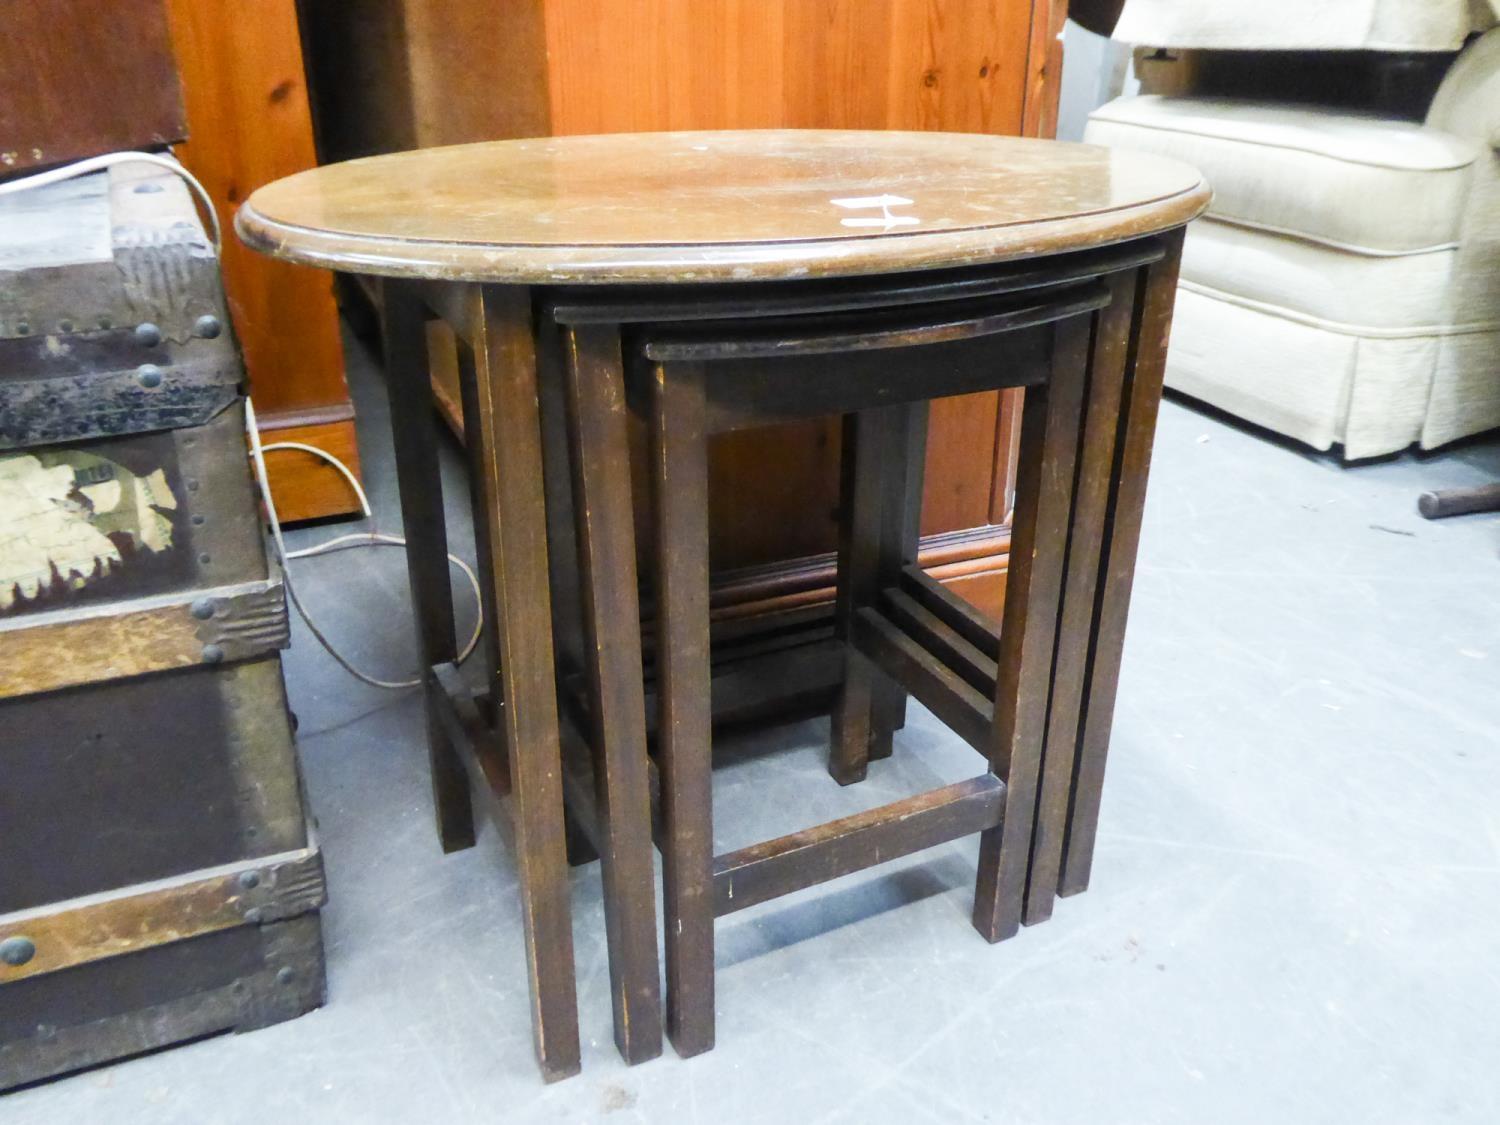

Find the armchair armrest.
[{"left": 1427, "top": 28, "right": 1500, "bottom": 149}]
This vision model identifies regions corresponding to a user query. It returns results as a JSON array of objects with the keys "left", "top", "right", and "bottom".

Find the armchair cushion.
[
  {"left": 1086, "top": 95, "right": 1479, "bottom": 253},
  {"left": 1181, "top": 219, "right": 1455, "bottom": 331}
]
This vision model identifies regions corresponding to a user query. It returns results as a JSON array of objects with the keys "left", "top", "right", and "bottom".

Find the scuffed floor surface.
[{"left": 9, "top": 335, "right": 1500, "bottom": 1124}]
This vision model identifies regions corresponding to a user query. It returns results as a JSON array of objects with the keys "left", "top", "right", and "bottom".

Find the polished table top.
[{"left": 237, "top": 130, "right": 1208, "bottom": 285}]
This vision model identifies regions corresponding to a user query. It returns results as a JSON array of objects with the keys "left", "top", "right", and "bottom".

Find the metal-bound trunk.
[{"left": 0, "top": 163, "right": 324, "bottom": 1090}]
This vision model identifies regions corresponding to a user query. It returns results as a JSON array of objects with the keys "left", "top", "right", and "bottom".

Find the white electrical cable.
[
  {"left": 246, "top": 400, "right": 484, "bottom": 690},
  {"left": 0, "top": 150, "right": 222, "bottom": 250},
  {"left": 259, "top": 438, "right": 484, "bottom": 669}
]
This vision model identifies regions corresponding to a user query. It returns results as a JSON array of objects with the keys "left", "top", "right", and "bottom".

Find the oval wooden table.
[{"left": 238, "top": 130, "right": 1208, "bottom": 1080}]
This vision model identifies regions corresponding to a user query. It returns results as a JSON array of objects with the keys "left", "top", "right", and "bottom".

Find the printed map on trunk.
[{"left": 0, "top": 451, "right": 178, "bottom": 611}]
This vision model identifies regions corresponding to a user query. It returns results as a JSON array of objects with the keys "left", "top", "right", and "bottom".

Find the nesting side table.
[{"left": 238, "top": 130, "right": 1208, "bottom": 1078}]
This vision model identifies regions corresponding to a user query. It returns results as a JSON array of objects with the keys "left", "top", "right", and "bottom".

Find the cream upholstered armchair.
[{"left": 1083, "top": 1, "right": 1500, "bottom": 459}]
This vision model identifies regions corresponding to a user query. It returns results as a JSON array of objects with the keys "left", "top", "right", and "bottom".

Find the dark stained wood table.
[{"left": 238, "top": 130, "right": 1208, "bottom": 1077}]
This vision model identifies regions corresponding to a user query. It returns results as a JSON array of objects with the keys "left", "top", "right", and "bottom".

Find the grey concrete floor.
[{"left": 9, "top": 331, "right": 1500, "bottom": 1124}]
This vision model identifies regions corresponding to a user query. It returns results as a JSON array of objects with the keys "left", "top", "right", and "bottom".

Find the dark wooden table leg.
[
  {"left": 648, "top": 358, "right": 716, "bottom": 1058},
  {"left": 972, "top": 313, "right": 1090, "bottom": 942},
  {"left": 453, "top": 334, "right": 506, "bottom": 725},
  {"left": 467, "top": 284, "right": 581, "bottom": 1081},
  {"left": 830, "top": 409, "right": 890, "bottom": 785},
  {"left": 380, "top": 278, "right": 475, "bottom": 854},
  {"left": 1023, "top": 271, "right": 1135, "bottom": 925},
  {"left": 533, "top": 320, "right": 600, "bottom": 871},
  {"left": 1060, "top": 232, "right": 1185, "bottom": 898},
  {"left": 462, "top": 311, "right": 602, "bottom": 879},
  {"left": 830, "top": 400, "right": 927, "bottom": 780},
  {"left": 558, "top": 322, "right": 664, "bottom": 1065},
  {"left": 869, "top": 400, "right": 930, "bottom": 759}
]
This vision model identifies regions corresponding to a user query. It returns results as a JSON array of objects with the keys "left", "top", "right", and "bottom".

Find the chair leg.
[
  {"left": 467, "top": 284, "right": 581, "bottom": 1082},
  {"left": 648, "top": 359, "right": 717, "bottom": 1058},
  {"left": 558, "top": 323, "right": 664, "bottom": 1066},
  {"left": 380, "top": 279, "right": 475, "bottom": 854},
  {"left": 972, "top": 315, "right": 1090, "bottom": 944}
]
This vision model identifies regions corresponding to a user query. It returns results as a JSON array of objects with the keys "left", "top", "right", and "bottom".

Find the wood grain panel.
[
  {"left": 538, "top": 0, "right": 1037, "bottom": 575},
  {"left": 679, "top": 0, "right": 787, "bottom": 130},
  {"left": 780, "top": 0, "right": 899, "bottom": 130},
  {"left": 543, "top": 0, "right": 1033, "bottom": 136},
  {"left": 0, "top": 0, "right": 186, "bottom": 174},
  {"left": 404, "top": 0, "right": 550, "bottom": 145},
  {"left": 298, "top": 0, "right": 420, "bottom": 160},
  {"left": 883, "top": 0, "right": 1031, "bottom": 133},
  {"left": 256, "top": 416, "right": 364, "bottom": 526},
  {"left": 165, "top": 0, "right": 358, "bottom": 519},
  {"left": 1021, "top": 0, "right": 1068, "bottom": 138},
  {"left": 0, "top": 579, "right": 286, "bottom": 699},
  {"left": 707, "top": 422, "right": 842, "bottom": 568},
  {"left": 0, "top": 844, "right": 322, "bottom": 984},
  {"left": 921, "top": 392, "right": 1004, "bottom": 535}
]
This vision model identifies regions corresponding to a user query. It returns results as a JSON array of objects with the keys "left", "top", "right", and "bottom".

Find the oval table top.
[{"left": 237, "top": 130, "right": 1208, "bottom": 285}]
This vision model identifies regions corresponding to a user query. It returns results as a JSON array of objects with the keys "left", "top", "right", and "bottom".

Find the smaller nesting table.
[{"left": 238, "top": 131, "right": 1207, "bottom": 1081}]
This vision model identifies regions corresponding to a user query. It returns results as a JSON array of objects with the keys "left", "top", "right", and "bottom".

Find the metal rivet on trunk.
[
  {"left": 0, "top": 936, "right": 36, "bottom": 967},
  {"left": 134, "top": 322, "right": 162, "bottom": 346},
  {"left": 201, "top": 643, "right": 225, "bottom": 664},
  {"left": 137, "top": 364, "right": 163, "bottom": 389},
  {"left": 193, "top": 314, "right": 222, "bottom": 339},
  {"left": 191, "top": 598, "right": 215, "bottom": 620}
]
